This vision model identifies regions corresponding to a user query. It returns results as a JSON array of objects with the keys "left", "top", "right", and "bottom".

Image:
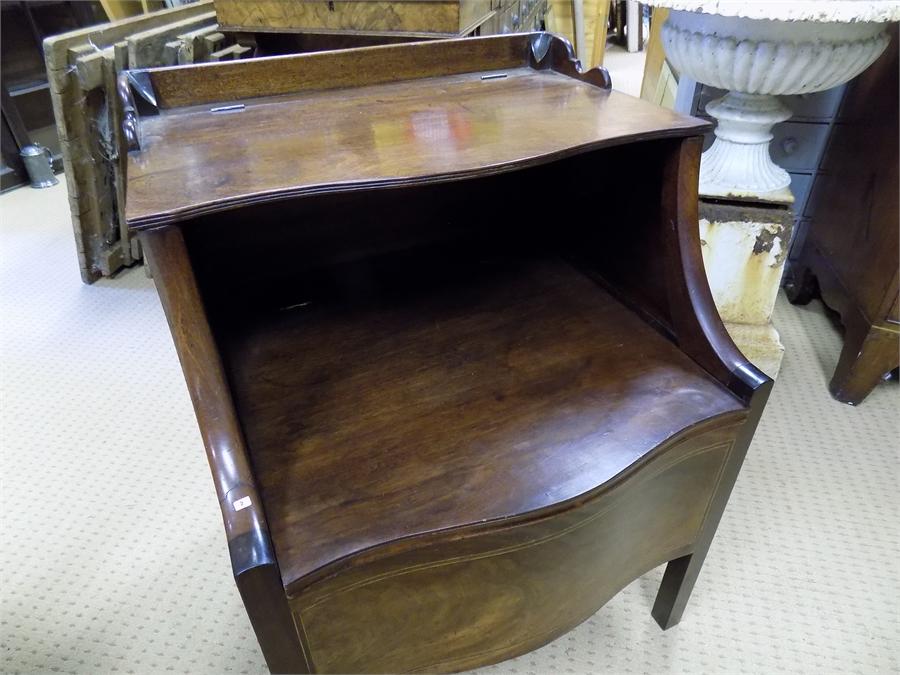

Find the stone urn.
[
  {"left": 642, "top": 1, "right": 898, "bottom": 378},
  {"left": 653, "top": 2, "right": 896, "bottom": 201}
]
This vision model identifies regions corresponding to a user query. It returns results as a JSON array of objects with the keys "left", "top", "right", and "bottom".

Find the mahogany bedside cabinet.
[{"left": 121, "top": 33, "right": 772, "bottom": 674}]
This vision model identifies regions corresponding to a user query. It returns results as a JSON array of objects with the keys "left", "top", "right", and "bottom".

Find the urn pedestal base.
[
  {"left": 700, "top": 92, "right": 793, "bottom": 202},
  {"left": 722, "top": 321, "right": 784, "bottom": 381},
  {"left": 699, "top": 200, "right": 793, "bottom": 378}
]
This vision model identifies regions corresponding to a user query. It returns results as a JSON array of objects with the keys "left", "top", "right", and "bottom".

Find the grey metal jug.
[{"left": 20, "top": 144, "right": 59, "bottom": 189}]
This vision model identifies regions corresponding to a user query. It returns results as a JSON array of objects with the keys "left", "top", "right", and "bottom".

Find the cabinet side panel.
[
  {"left": 293, "top": 423, "right": 740, "bottom": 673},
  {"left": 804, "top": 26, "right": 898, "bottom": 325}
]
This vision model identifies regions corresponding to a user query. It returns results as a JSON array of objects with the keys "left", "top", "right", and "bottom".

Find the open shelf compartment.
[{"left": 218, "top": 251, "right": 744, "bottom": 591}]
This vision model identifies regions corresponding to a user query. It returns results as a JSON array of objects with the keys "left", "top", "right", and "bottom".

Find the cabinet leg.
[
  {"left": 651, "top": 553, "right": 698, "bottom": 629},
  {"left": 237, "top": 564, "right": 311, "bottom": 674},
  {"left": 651, "top": 444, "right": 742, "bottom": 630},
  {"left": 652, "top": 372, "right": 773, "bottom": 630},
  {"left": 783, "top": 262, "right": 817, "bottom": 305},
  {"left": 830, "top": 323, "right": 899, "bottom": 405}
]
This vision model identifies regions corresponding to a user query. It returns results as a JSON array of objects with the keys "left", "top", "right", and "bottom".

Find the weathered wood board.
[
  {"left": 548, "top": 0, "right": 610, "bottom": 68},
  {"left": 127, "top": 11, "right": 218, "bottom": 67},
  {"left": 42, "top": 1, "right": 247, "bottom": 282}
]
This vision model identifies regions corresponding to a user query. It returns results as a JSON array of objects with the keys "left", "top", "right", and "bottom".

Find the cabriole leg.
[{"left": 829, "top": 323, "right": 899, "bottom": 405}]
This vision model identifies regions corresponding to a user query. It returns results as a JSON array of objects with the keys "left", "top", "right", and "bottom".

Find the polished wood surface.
[
  {"left": 127, "top": 71, "right": 701, "bottom": 227},
  {"left": 786, "top": 25, "right": 898, "bottom": 404},
  {"left": 142, "top": 31, "right": 531, "bottom": 109},
  {"left": 221, "top": 255, "right": 744, "bottom": 589},
  {"left": 123, "top": 34, "right": 705, "bottom": 228},
  {"left": 140, "top": 226, "right": 307, "bottom": 673},
  {"left": 295, "top": 422, "right": 741, "bottom": 673},
  {"left": 128, "top": 35, "right": 770, "bottom": 673}
]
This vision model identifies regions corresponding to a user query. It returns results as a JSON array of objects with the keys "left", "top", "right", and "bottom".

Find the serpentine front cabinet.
[{"left": 122, "top": 33, "right": 772, "bottom": 673}]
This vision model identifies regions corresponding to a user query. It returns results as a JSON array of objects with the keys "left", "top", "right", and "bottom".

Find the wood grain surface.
[
  {"left": 140, "top": 226, "right": 308, "bottom": 673},
  {"left": 126, "top": 68, "right": 706, "bottom": 227},
  {"left": 139, "top": 33, "right": 534, "bottom": 109},
  {"left": 214, "top": 0, "right": 491, "bottom": 35},
  {"left": 294, "top": 422, "right": 740, "bottom": 673},
  {"left": 220, "top": 255, "right": 744, "bottom": 590}
]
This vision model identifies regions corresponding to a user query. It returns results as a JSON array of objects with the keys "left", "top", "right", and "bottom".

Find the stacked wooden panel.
[{"left": 44, "top": 0, "right": 256, "bottom": 282}]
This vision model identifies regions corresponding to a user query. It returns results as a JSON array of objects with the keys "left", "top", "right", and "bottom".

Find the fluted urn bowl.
[{"left": 662, "top": 10, "right": 890, "bottom": 200}]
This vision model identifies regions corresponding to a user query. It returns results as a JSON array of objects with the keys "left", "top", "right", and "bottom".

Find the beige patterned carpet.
[{"left": 1, "top": 180, "right": 898, "bottom": 674}]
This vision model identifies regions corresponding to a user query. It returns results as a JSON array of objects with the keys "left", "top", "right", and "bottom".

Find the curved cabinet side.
[
  {"left": 140, "top": 226, "right": 308, "bottom": 674},
  {"left": 648, "top": 137, "right": 774, "bottom": 629},
  {"left": 662, "top": 137, "right": 772, "bottom": 402},
  {"left": 290, "top": 420, "right": 743, "bottom": 674}
]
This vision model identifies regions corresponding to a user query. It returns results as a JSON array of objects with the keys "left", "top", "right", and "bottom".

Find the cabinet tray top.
[{"left": 121, "top": 32, "right": 709, "bottom": 228}]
